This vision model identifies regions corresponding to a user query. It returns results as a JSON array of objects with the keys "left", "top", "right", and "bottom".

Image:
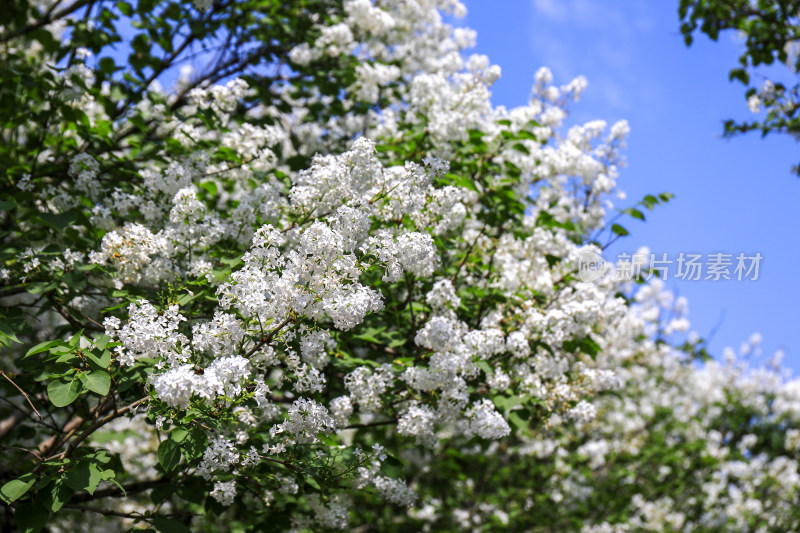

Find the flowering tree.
[
  {"left": 2, "top": 1, "right": 800, "bottom": 531},
  {"left": 679, "top": 0, "right": 800, "bottom": 175}
]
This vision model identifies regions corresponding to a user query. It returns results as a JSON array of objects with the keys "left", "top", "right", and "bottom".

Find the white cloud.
[{"left": 532, "top": 0, "right": 568, "bottom": 21}]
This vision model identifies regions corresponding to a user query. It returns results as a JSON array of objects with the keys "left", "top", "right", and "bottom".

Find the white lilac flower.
[{"left": 210, "top": 480, "right": 237, "bottom": 506}]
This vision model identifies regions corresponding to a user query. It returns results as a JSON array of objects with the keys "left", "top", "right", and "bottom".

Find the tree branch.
[
  {"left": 0, "top": 0, "right": 92, "bottom": 43},
  {"left": 0, "top": 371, "right": 43, "bottom": 420}
]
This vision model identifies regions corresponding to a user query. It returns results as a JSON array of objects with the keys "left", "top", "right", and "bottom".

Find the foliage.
[
  {"left": 679, "top": 0, "right": 800, "bottom": 174},
  {"left": 0, "top": 1, "right": 799, "bottom": 532}
]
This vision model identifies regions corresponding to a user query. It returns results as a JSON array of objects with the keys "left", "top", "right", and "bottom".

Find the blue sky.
[{"left": 460, "top": 0, "right": 800, "bottom": 369}]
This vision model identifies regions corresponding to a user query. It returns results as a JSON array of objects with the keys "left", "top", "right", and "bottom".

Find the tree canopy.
[
  {"left": 1, "top": 1, "right": 800, "bottom": 531},
  {"left": 679, "top": 0, "right": 800, "bottom": 174}
]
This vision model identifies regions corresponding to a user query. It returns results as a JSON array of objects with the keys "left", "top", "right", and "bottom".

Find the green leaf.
[
  {"left": 445, "top": 173, "right": 479, "bottom": 192},
  {"left": 0, "top": 473, "right": 36, "bottom": 503},
  {"left": 304, "top": 476, "right": 321, "bottom": 491},
  {"left": 80, "top": 371, "right": 110, "bottom": 396},
  {"left": 55, "top": 351, "right": 78, "bottom": 364},
  {"left": 512, "top": 143, "right": 530, "bottom": 154},
  {"left": 509, "top": 411, "right": 528, "bottom": 432},
  {"left": 563, "top": 336, "right": 601, "bottom": 360},
  {"left": 68, "top": 330, "right": 85, "bottom": 347},
  {"left": 64, "top": 461, "right": 103, "bottom": 495},
  {"left": 0, "top": 321, "right": 21, "bottom": 344},
  {"left": 0, "top": 199, "right": 16, "bottom": 211},
  {"left": 729, "top": 67, "right": 749, "bottom": 84},
  {"left": 39, "top": 479, "right": 73, "bottom": 512},
  {"left": 98, "top": 57, "right": 118, "bottom": 76},
  {"left": 47, "top": 376, "right": 82, "bottom": 407},
  {"left": 199, "top": 181, "right": 217, "bottom": 196},
  {"left": 93, "top": 334, "right": 112, "bottom": 350},
  {"left": 152, "top": 515, "right": 192, "bottom": 533},
  {"left": 516, "top": 130, "right": 538, "bottom": 141},
  {"left": 150, "top": 484, "right": 176, "bottom": 505},
  {"left": 623, "top": 207, "right": 645, "bottom": 221},
  {"left": 175, "top": 477, "right": 205, "bottom": 504},
  {"left": 317, "top": 433, "right": 337, "bottom": 447},
  {"left": 220, "top": 256, "right": 242, "bottom": 268},
  {"left": 26, "top": 282, "right": 58, "bottom": 295},
  {"left": 25, "top": 340, "right": 63, "bottom": 358},
  {"left": 177, "top": 292, "right": 199, "bottom": 306},
  {"left": 169, "top": 428, "right": 189, "bottom": 443},
  {"left": 579, "top": 337, "right": 602, "bottom": 359},
  {"left": 641, "top": 194, "right": 659, "bottom": 209},
  {"left": 658, "top": 192, "right": 674, "bottom": 202},
  {"left": 380, "top": 455, "right": 404, "bottom": 479},
  {"left": 611, "top": 223, "right": 629, "bottom": 237},
  {"left": 37, "top": 211, "right": 77, "bottom": 231},
  {"left": 353, "top": 333, "right": 381, "bottom": 344},
  {"left": 492, "top": 394, "right": 521, "bottom": 412},
  {"left": 14, "top": 501, "right": 49, "bottom": 533},
  {"left": 158, "top": 439, "right": 181, "bottom": 473},
  {"left": 86, "top": 349, "right": 111, "bottom": 370},
  {"left": 178, "top": 427, "right": 207, "bottom": 460},
  {"left": 117, "top": 1, "right": 134, "bottom": 17}
]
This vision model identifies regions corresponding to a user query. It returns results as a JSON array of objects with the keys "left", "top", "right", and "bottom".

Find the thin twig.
[
  {"left": 55, "top": 396, "right": 148, "bottom": 460},
  {"left": 62, "top": 504, "right": 144, "bottom": 519},
  {"left": 71, "top": 478, "right": 169, "bottom": 503},
  {"left": 243, "top": 317, "right": 292, "bottom": 359},
  {"left": 451, "top": 223, "right": 486, "bottom": 283},
  {"left": 405, "top": 274, "right": 416, "bottom": 333},
  {"left": 0, "top": 371, "right": 43, "bottom": 420},
  {"left": 262, "top": 456, "right": 303, "bottom": 472},
  {"left": 0, "top": 444, "right": 43, "bottom": 460},
  {"left": 343, "top": 419, "right": 397, "bottom": 430},
  {"left": 0, "top": 0, "right": 92, "bottom": 43}
]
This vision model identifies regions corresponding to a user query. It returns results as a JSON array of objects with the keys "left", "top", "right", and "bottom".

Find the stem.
[
  {"left": 55, "top": 396, "right": 148, "bottom": 460},
  {"left": 405, "top": 274, "right": 416, "bottom": 333},
  {"left": 71, "top": 478, "right": 169, "bottom": 503},
  {"left": 0, "top": 371, "right": 43, "bottom": 420},
  {"left": 243, "top": 316, "right": 292, "bottom": 358},
  {"left": 451, "top": 223, "right": 486, "bottom": 284},
  {"left": 0, "top": 445, "right": 43, "bottom": 460},
  {"left": 343, "top": 419, "right": 397, "bottom": 430},
  {"left": 0, "top": 0, "right": 92, "bottom": 43}
]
